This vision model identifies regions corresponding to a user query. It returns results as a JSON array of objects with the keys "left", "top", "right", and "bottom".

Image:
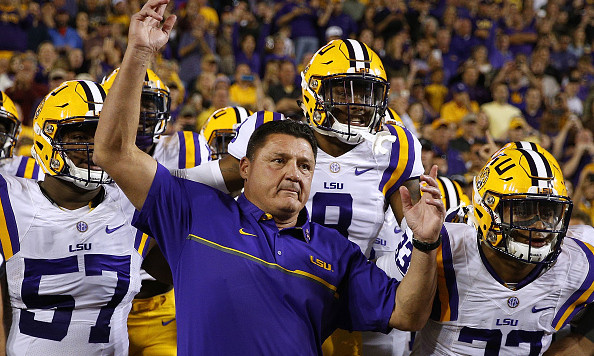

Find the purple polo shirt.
[{"left": 133, "top": 164, "right": 398, "bottom": 355}]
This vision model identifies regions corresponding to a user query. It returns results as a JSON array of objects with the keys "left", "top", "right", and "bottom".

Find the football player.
[
  {"left": 407, "top": 142, "right": 594, "bottom": 355},
  {"left": 102, "top": 68, "right": 211, "bottom": 356},
  {"left": 373, "top": 175, "right": 470, "bottom": 356},
  {"left": 0, "top": 91, "right": 42, "bottom": 180},
  {"left": 0, "top": 80, "right": 143, "bottom": 355},
  {"left": 180, "top": 39, "right": 424, "bottom": 355},
  {"left": 200, "top": 106, "right": 253, "bottom": 160}
]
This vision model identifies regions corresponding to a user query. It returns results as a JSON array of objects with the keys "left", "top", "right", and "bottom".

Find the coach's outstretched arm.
[{"left": 94, "top": 0, "right": 176, "bottom": 210}]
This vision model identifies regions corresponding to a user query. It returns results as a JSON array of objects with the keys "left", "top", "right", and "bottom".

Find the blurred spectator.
[
  {"left": 216, "top": 22, "right": 234, "bottom": 76},
  {"left": 48, "top": 9, "right": 83, "bottom": 51},
  {"left": 267, "top": 60, "right": 300, "bottom": 117},
  {"left": 470, "top": 45, "right": 493, "bottom": 82},
  {"left": 48, "top": 67, "right": 68, "bottom": 91},
  {"left": 83, "top": 17, "right": 110, "bottom": 57},
  {"left": 573, "top": 163, "right": 594, "bottom": 225},
  {"left": 488, "top": 33, "right": 513, "bottom": 71},
  {"left": 6, "top": 53, "right": 48, "bottom": 126},
  {"left": 569, "top": 27, "right": 587, "bottom": 58},
  {"left": 235, "top": 33, "right": 262, "bottom": 77},
  {"left": 564, "top": 77, "right": 583, "bottom": 116},
  {"left": 0, "top": 53, "right": 13, "bottom": 91},
  {"left": 410, "top": 80, "right": 437, "bottom": 120},
  {"left": 419, "top": 137, "right": 435, "bottom": 174},
  {"left": 506, "top": 116, "right": 540, "bottom": 143},
  {"left": 481, "top": 82, "right": 522, "bottom": 140},
  {"left": 528, "top": 46, "right": 560, "bottom": 101},
  {"left": 440, "top": 82, "right": 479, "bottom": 124},
  {"left": 178, "top": 13, "right": 214, "bottom": 90},
  {"left": 553, "top": 116, "right": 594, "bottom": 186},
  {"left": 429, "top": 118, "right": 467, "bottom": 176},
  {"left": 425, "top": 68, "right": 448, "bottom": 113},
  {"left": 318, "top": 0, "right": 358, "bottom": 39},
  {"left": 35, "top": 41, "right": 58, "bottom": 84},
  {"left": 261, "top": 59, "right": 279, "bottom": 95},
  {"left": 27, "top": 1, "right": 51, "bottom": 52},
  {"left": 522, "top": 86, "right": 545, "bottom": 131},
  {"left": 196, "top": 81, "right": 230, "bottom": 131},
  {"left": 276, "top": 0, "right": 320, "bottom": 64},
  {"left": 473, "top": 0, "right": 498, "bottom": 49},
  {"left": 584, "top": 91, "right": 594, "bottom": 133},
  {"left": 325, "top": 26, "right": 343, "bottom": 42},
  {"left": 107, "top": 0, "right": 131, "bottom": 28},
  {"left": 457, "top": 62, "right": 491, "bottom": 105},
  {"left": 0, "top": 0, "right": 32, "bottom": 52},
  {"left": 168, "top": 79, "right": 184, "bottom": 122},
  {"left": 200, "top": 53, "right": 219, "bottom": 76},
  {"left": 541, "top": 92, "right": 572, "bottom": 137},
  {"left": 265, "top": 34, "right": 294, "bottom": 66},
  {"left": 450, "top": 113, "right": 484, "bottom": 154},
  {"left": 450, "top": 16, "right": 479, "bottom": 63},
  {"left": 192, "top": 71, "right": 216, "bottom": 109},
  {"left": 229, "top": 63, "right": 262, "bottom": 111},
  {"left": 342, "top": 0, "right": 366, "bottom": 23},
  {"left": 407, "top": 101, "right": 427, "bottom": 135},
  {"left": 492, "top": 58, "right": 531, "bottom": 110},
  {"left": 75, "top": 12, "right": 90, "bottom": 42},
  {"left": 374, "top": 0, "right": 407, "bottom": 41},
  {"left": 434, "top": 28, "right": 458, "bottom": 83},
  {"left": 550, "top": 33, "right": 578, "bottom": 74},
  {"left": 503, "top": 3, "right": 537, "bottom": 57},
  {"left": 67, "top": 47, "right": 87, "bottom": 75}
]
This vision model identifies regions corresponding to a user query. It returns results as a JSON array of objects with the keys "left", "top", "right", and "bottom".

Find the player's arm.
[
  {"left": 0, "top": 269, "right": 8, "bottom": 354},
  {"left": 544, "top": 303, "right": 594, "bottom": 356},
  {"left": 94, "top": 0, "right": 176, "bottom": 210},
  {"left": 388, "top": 166, "right": 444, "bottom": 331},
  {"left": 389, "top": 178, "right": 420, "bottom": 223}
]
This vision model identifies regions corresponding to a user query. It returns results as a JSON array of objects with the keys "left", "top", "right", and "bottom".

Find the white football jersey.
[
  {"left": 0, "top": 155, "right": 44, "bottom": 180},
  {"left": 0, "top": 175, "right": 144, "bottom": 355},
  {"left": 412, "top": 223, "right": 594, "bottom": 356},
  {"left": 153, "top": 131, "right": 211, "bottom": 170},
  {"left": 228, "top": 112, "right": 424, "bottom": 257}
]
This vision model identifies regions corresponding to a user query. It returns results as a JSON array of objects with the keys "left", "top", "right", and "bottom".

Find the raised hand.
[
  {"left": 128, "top": 0, "right": 176, "bottom": 55},
  {"left": 399, "top": 165, "right": 445, "bottom": 243}
]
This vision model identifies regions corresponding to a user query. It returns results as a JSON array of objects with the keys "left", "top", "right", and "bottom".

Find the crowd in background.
[{"left": 1, "top": 0, "right": 594, "bottom": 221}]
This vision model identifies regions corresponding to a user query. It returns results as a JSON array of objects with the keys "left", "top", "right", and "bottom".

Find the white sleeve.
[
  {"left": 227, "top": 113, "right": 259, "bottom": 160},
  {"left": 170, "top": 160, "right": 230, "bottom": 194}
]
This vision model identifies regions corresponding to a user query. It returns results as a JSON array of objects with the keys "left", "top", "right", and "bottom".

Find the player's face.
[
  {"left": 241, "top": 134, "right": 314, "bottom": 222},
  {"left": 502, "top": 200, "right": 563, "bottom": 247},
  {"left": 325, "top": 78, "right": 384, "bottom": 127},
  {"left": 59, "top": 122, "right": 101, "bottom": 171}
]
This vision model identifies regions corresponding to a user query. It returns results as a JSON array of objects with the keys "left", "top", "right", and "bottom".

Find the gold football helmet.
[
  {"left": 201, "top": 106, "right": 252, "bottom": 159},
  {"left": 471, "top": 141, "right": 572, "bottom": 264},
  {"left": 102, "top": 68, "right": 170, "bottom": 149},
  {"left": 0, "top": 91, "right": 20, "bottom": 159},
  {"left": 32, "top": 80, "right": 111, "bottom": 189},
  {"left": 301, "top": 39, "right": 389, "bottom": 144}
]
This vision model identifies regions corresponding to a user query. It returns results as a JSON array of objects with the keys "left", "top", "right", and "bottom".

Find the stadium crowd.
[{"left": 1, "top": 0, "right": 594, "bottom": 212}]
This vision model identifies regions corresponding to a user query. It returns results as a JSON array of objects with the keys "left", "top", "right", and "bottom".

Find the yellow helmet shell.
[
  {"left": 201, "top": 106, "right": 253, "bottom": 159},
  {"left": 32, "top": 80, "right": 111, "bottom": 188},
  {"left": 301, "top": 39, "right": 389, "bottom": 144},
  {"left": 0, "top": 91, "right": 21, "bottom": 159},
  {"left": 472, "top": 141, "right": 571, "bottom": 264}
]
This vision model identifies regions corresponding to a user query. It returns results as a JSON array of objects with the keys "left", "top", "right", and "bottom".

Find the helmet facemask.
[
  {"left": 208, "top": 128, "right": 236, "bottom": 160},
  {"left": 0, "top": 110, "right": 20, "bottom": 159},
  {"left": 45, "top": 119, "right": 111, "bottom": 190},
  {"left": 484, "top": 193, "right": 572, "bottom": 265},
  {"left": 310, "top": 75, "right": 388, "bottom": 144},
  {"left": 137, "top": 89, "right": 170, "bottom": 150}
]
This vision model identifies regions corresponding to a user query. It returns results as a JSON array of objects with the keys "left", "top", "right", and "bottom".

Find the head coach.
[{"left": 93, "top": 0, "right": 446, "bottom": 354}]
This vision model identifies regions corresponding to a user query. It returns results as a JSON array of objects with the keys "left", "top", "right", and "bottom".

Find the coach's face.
[{"left": 240, "top": 134, "right": 314, "bottom": 226}]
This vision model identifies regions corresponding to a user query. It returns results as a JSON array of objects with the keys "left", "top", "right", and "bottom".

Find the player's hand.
[
  {"left": 128, "top": 0, "right": 176, "bottom": 55},
  {"left": 399, "top": 165, "right": 445, "bottom": 244}
]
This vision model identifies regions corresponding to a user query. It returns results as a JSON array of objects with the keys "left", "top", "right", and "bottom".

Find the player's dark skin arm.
[
  {"left": 390, "top": 178, "right": 421, "bottom": 223},
  {"left": 1, "top": 269, "right": 10, "bottom": 355}
]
